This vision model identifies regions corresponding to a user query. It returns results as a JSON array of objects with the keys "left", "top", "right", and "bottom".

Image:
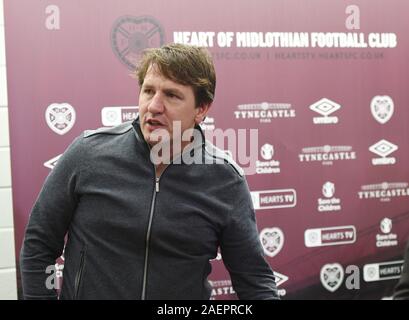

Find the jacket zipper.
[
  {"left": 139, "top": 130, "right": 202, "bottom": 299},
  {"left": 74, "top": 248, "right": 86, "bottom": 300},
  {"left": 141, "top": 176, "right": 160, "bottom": 300}
]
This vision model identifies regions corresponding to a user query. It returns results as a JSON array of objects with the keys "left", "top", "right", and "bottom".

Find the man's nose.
[{"left": 147, "top": 93, "right": 165, "bottom": 114}]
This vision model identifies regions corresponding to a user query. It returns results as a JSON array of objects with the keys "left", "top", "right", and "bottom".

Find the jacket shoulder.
[
  {"left": 204, "top": 141, "right": 244, "bottom": 177},
  {"left": 83, "top": 121, "right": 133, "bottom": 138}
]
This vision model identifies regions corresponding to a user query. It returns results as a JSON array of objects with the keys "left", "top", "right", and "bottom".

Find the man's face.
[{"left": 138, "top": 65, "right": 209, "bottom": 148}]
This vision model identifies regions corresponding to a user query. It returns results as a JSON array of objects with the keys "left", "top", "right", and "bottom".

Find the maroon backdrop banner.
[{"left": 5, "top": 0, "right": 409, "bottom": 299}]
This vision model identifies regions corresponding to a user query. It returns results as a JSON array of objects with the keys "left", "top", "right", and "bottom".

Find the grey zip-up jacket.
[{"left": 20, "top": 118, "right": 278, "bottom": 300}]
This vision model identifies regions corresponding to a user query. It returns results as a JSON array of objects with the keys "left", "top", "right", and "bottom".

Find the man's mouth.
[{"left": 145, "top": 118, "right": 166, "bottom": 130}]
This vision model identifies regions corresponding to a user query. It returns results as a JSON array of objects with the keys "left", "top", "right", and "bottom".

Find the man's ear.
[{"left": 195, "top": 103, "right": 211, "bottom": 125}]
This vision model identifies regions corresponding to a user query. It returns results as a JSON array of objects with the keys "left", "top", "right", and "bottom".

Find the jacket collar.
[{"left": 131, "top": 115, "right": 206, "bottom": 163}]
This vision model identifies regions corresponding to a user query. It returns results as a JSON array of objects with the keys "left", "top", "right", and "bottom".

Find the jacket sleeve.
[
  {"left": 220, "top": 178, "right": 279, "bottom": 300},
  {"left": 20, "top": 135, "right": 85, "bottom": 299},
  {"left": 393, "top": 240, "right": 409, "bottom": 300}
]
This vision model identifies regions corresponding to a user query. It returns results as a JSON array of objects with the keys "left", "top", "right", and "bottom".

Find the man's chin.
[
  {"left": 145, "top": 132, "right": 172, "bottom": 147},
  {"left": 146, "top": 139, "right": 157, "bottom": 147}
]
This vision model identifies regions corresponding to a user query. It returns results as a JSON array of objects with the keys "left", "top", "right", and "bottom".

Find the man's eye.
[
  {"left": 143, "top": 89, "right": 153, "bottom": 94},
  {"left": 167, "top": 93, "right": 180, "bottom": 99}
]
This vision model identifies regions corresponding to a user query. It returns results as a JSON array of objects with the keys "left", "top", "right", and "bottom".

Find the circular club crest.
[{"left": 111, "top": 16, "right": 165, "bottom": 70}]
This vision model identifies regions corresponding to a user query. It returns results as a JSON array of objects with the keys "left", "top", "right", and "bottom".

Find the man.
[{"left": 20, "top": 43, "right": 279, "bottom": 300}]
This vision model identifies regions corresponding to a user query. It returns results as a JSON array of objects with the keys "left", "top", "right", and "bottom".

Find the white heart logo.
[
  {"left": 259, "top": 227, "right": 284, "bottom": 257},
  {"left": 45, "top": 103, "right": 76, "bottom": 135},
  {"left": 320, "top": 263, "right": 344, "bottom": 292},
  {"left": 370, "top": 96, "right": 394, "bottom": 124}
]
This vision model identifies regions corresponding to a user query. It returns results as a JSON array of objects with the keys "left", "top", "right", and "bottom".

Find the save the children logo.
[
  {"left": 111, "top": 16, "right": 165, "bottom": 70},
  {"left": 45, "top": 103, "right": 76, "bottom": 135},
  {"left": 317, "top": 181, "right": 341, "bottom": 212},
  {"left": 376, "top": 218, "right": 398, "bottom": 248},
  {"left": 380, "top": 218, "right": 392, "bottom": 234},
  {"left": 255, "top": 143, "right": 280, "bottom": 174},
  {"left": 261, "top": 143, "right": 274, "bottom": 160}
]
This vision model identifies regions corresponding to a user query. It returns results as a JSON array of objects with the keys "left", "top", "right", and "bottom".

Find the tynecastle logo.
[
  {"left": 358, "top": 182, "right": 409, "bottom": 202},
  {"left": 299, "top": 145, "right": 356, "bottom": 165},
  {"left": 234, "top": 102, "right": 296, "bottom": 123}
]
